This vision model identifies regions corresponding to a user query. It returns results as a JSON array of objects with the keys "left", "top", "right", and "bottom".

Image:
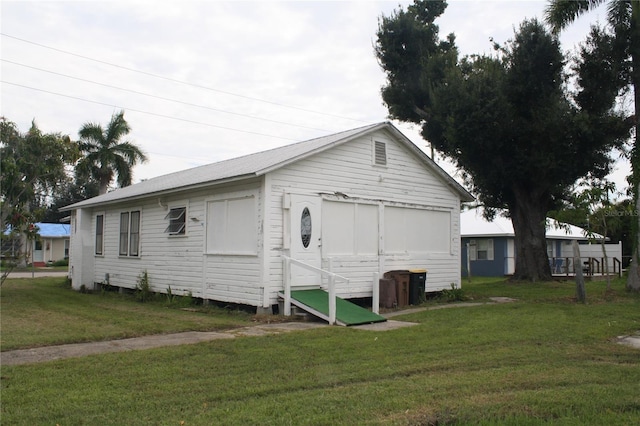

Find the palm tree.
[
  {"left": 77, "top": 111, "right": 148, "bottom": 195},
  {"left": 545, "top": 0, "right": 639, "bottom": 291}
]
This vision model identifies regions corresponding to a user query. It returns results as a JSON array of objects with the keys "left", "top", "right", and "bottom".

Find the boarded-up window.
[
  {"left": 384, "top": 207, "right": 450, "bottom": 253},
  {"left": 206, "top": 196, "right": 257, "bottom": 255},
  {"left": 323, "top": 201, "right": 378, "bottom": 255}
]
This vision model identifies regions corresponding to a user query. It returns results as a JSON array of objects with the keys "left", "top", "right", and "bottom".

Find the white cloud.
[{"left": 0, "top": 0, "right": 628, "bottom": 191}]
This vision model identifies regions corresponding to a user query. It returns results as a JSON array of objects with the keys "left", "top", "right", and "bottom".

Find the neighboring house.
[
  {"left": 61, "top": 122, "right": 474, "bottom": 311},
  {"left": 2, "top": 223, "right": 70, "bottom": 266},
  {"left": 461, "top": 209, "right": 622, "bottom": 277},
  {"left": 34, "top": 223, "right": 71, "bottom": 266}
]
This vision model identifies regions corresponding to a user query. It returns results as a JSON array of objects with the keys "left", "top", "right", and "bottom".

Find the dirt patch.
[
  {"left": 617, "top": 332, "right": 640, "bottom": 349},
  {"left": 488, "top": 297, "right": 518, "bottom": 303}
]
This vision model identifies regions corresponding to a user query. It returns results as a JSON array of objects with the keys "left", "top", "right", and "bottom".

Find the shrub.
[
  {"left": 439, "top": 283, "right": 466, "bottom": 302},
  {"left": 136, "top": 270, "right": 152, "bottom": 303},
  {"left": 165, "top": 285, "right": 176, "bottom": 306}
]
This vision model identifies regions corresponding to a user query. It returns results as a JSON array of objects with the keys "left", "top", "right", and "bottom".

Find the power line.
[
  {"left": 1, "top": 81, "right": 299, "bottom": 141},
  {"left": 1, "top": 33, "right": 370, "bottom": 123},
  {"left": 2, "top": 59, "right": 335, "bottom": 133}
]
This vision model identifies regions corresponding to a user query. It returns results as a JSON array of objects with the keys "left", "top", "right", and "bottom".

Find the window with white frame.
[
  {"left": 119, "top": 210, "right": 141, "bottom": 256},
  {"left": 164, "top": 207, "right": 186, "bottom": 236},
  {"left": 469, "top": 239, "right": 494, "bottom": 261},
  {"left": 95, "top": 214, "right": 104, "bottom": 255}
]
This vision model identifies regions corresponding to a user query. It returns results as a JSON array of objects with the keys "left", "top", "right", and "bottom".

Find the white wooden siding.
[
  {"left": 85, "top": 179, "right": 265, "bottom": 306},
  {"left": 70, "top": 127, "right": 465, "bottom": 307},
  {"left": 266, "top": 128, "right": 462, "bottom": 303}
]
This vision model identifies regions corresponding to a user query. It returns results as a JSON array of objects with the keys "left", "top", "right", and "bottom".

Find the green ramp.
[{"left": 288, "top": 289, "right": 386, "bottom": 326}]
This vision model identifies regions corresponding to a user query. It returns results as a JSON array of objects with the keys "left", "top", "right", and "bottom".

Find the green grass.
[
  {"left": 0, "top": 277, "right": 253, "bottom": 350},
  {"left": 1, "top": 276, "right": 639, "bottom": 425}
]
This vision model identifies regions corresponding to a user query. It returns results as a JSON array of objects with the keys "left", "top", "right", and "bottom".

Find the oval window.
[{"left": 301, "top": 207, "right": 312, "bottom": 248}]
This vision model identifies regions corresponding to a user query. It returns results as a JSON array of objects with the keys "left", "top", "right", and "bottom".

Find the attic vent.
[{"left": 374, "top": 141, "right": 387, "bottom": 166}]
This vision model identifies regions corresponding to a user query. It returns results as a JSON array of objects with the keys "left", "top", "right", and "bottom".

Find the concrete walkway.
[
  {"left": 0, "top": 318, "right": 424, "bottom": 366},
  {"left": 4, "top": 270, "right": 69, "bottom": 279},
  {"left": 3, "top": 297, "right": 637, "bottom": 366}
]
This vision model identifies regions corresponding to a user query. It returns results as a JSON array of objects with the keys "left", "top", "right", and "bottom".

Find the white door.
[
  {"left": 289, "top": 194, "right": 322, "bottom": 287},
  {"left": 33, "top": 240, "right": 44, "bottom": 262}
]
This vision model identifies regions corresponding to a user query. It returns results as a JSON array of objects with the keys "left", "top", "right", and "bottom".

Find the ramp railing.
[{"left": 281, "top": 255, "right": 349, "bottom": 325}]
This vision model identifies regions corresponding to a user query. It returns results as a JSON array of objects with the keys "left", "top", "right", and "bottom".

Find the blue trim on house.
[{"left": 461, "top": 237, "right": 509, "bottom": 277}]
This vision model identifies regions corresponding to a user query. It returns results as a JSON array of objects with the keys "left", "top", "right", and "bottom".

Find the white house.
[{"left": 62, "top": 122, "right": 474, "bottom": 312}]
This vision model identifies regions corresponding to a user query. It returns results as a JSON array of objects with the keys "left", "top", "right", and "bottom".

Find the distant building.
[
  {"left": 461, "top": 209, "right": 621, "bottom": 277},
  {"left": 32, "top": 223, "right": 71, "bottom": 266}
]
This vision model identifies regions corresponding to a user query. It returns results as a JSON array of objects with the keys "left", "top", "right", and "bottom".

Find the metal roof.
[
  {"left": 35, "top": 223, "right": 70, "bottom": 238},
  {"left": 62, "top": 122, "right": 473, "bottom": 211},
  {"left": 461, "top": 209, "right": 602, "bottom": 240}
]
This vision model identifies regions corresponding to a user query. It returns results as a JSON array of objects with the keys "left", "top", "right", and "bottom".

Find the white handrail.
[
  {"left": 281, "top": 255, "right": 348, "bottom": 325},
  {"left": 372, "top": 272, "right": 380, "bottom": 314}
]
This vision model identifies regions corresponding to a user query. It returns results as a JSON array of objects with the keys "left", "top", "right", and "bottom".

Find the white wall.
[
  {"left": 76, "top": 179, "right": 265, "bottom": 307},
  {"left": 69, "top": 208, "right": 95, "bottom": 290},
  {"left": 573, "top": 241, "right": 622, "bottom": 273},
  {"left": 69, "top": 128, "right": 466, "bottom": 307},
  {"left": 266, "top": 128, "right": 463, "bottom": 303}
]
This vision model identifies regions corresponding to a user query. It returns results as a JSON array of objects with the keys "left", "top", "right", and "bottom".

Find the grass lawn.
[
  {"left": 1, "top": 276, "right": 639, "bottom": 425},
  {"left": 0, "top": 277, "right": 254, "bottom": 350}
]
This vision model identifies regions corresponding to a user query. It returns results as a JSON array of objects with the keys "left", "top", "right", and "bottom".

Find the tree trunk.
[
  {"left": 99, "top": 177, "right": 109, "bottom": 195},
  {"left": 628, "top": 186, "right": 640, "bottom": 291},
  {"left": 509, "top": 189, "right": 552, "bottom": 281},
  {"left": 627, "top": 0, "right": 640, "bottom": 292}
]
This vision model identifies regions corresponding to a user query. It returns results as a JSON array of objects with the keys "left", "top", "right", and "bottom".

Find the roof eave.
[{"left": 59, "top": 173, "right": 259, "bottom": 212}]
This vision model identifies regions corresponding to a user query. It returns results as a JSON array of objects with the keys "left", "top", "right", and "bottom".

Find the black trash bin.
[{"left": 409, "top": 269, "right": 427, "bottom": 305}]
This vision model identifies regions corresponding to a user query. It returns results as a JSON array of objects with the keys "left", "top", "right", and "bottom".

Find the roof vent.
[{"left": 374, "top": 141, "right": 387, "bottom": 166}]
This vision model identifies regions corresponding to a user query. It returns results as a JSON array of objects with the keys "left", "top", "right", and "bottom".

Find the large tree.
[
  {"left": 1, "top": 118, "right": 78, "bottom": 276},
  {"left": 376, "top": 1, "right": 631, "bottom": 281},
  {"left": 41, "top": 179, "right": 100, "bottom": 223},
  {"left": 76, "top": 111, "right": 148, "bottom": 195},
  {"left": 545, "top": 0, "right": 639, "bottom": 290}
]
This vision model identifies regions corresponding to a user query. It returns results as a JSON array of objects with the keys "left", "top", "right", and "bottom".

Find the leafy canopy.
[
  {"left": 0, "top": 117, "right": 78, "bottom": 231},
  {"left": 76, "top": 110, "right": 147, "bottom": 195},
  {"left": 376, "top": 1, "right": 631, "bottom": 280},
  {"left": 376, "top": 7, "right": 629, "bottom": 213}
]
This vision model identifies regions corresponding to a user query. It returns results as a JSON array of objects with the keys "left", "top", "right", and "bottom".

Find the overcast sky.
[{"left": 1, "top": 0, "right": 628, "bottom": 196}]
